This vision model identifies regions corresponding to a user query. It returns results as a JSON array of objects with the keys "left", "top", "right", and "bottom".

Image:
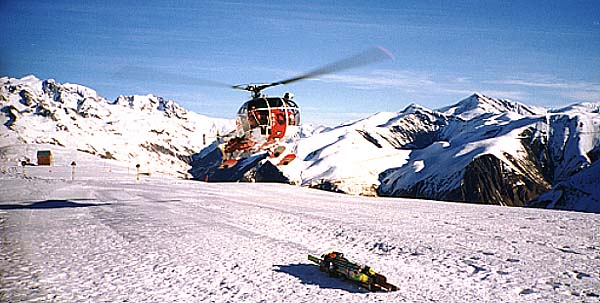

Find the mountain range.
[
  {"left": 1, "top": 75, "right": 233, "bottom": 178},
  {"left": 285, "top": 93, "right": 599, "bottom": 212},
  {"left": 1, "top": 75, "right": 599, "bottom": 212}
]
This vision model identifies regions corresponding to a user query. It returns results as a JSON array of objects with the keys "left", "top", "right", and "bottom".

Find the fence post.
[{"left": 71, "top": 161, "right": 77, "bottom": 181}]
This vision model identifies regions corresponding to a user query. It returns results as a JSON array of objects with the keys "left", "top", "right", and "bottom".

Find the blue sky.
[{"left": 2, "top": 0, "right": 599, "bottom": 125}]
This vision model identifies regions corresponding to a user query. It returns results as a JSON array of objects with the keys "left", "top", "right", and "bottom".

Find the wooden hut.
[{"left": 37, "top": 150, "right": 53, "bottom": 166}]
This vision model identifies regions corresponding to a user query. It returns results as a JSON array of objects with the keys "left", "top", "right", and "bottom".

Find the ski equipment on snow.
[{"left": 308, "top": 251, "right": 398, "bottom": 292}]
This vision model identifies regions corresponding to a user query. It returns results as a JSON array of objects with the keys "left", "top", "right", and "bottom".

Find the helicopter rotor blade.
[
  {"left": 256, "top": 46, "right": 394, "bottom": 92},
  {"left": 113, "top": 46, "right": 393, "bottom": 97}
]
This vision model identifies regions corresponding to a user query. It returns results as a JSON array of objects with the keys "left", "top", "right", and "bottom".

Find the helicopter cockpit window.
[
  {"left": 247, "top": 98, "right": 269, "bottom": 129},
  {"left": 267, "top": 98, "right": 284, "bottom": 108},
  {"left": 238, "top": 102, "right": 248, "bottom": 115},
  {"left": 248, "top": 98, "right": 268, "bottom": 109}
]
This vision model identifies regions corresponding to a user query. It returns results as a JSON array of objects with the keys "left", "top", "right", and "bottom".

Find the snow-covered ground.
[{"left": 1, "top": 154, "right": 599, "bottom": 302}]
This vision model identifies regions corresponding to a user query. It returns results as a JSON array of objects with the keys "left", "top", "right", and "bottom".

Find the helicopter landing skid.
[{"left": 277, "top": 154, "right": 296, "bottom": 166}]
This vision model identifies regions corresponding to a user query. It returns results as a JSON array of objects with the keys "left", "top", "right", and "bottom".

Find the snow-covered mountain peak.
[
  {"left": 378, "top": 103, "right": 448, "bottom": 129},
  {"left": 551, "top": 101, "right": 600, "bottom": 114},
  {"left": 1, "top": 75, "right": 188, "bottom": 119},
  {"left": 401, "top": 102, "right": 432, "bottom": 114},
  {"left": 20, "top": 74, "right": 40, "bottom": 82},
  {"left": 439, "top": 93, "right": 546, "bottom": 120},
  {"left": 113, "top": 94, "right": 188, "bottom": 118},
  {"left": 331, "top": 111, "right": 400, "bottom": 130},
  {"left": 1, "top": 74, "right": 41, "bottom": 87}
]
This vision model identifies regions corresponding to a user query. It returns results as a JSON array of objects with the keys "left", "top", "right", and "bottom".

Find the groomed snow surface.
[{"left": 1, "top": 153, "right": 599, "bottom": 302}]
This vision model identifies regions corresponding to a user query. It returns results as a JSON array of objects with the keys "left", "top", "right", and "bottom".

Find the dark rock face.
[
  {"left": 379, "top": 153, "right": 551, "bottom": 207},
  {"left": 1, "top": 105, "right": 18, "bottom": 128},
  {"left": 255, "top": 161, "right": 290, "bottom": 183},
  {"left": 455, "top": 154, "right": 550, "bottom": 206},
  {"left": 188, "top": 144, "right": 270, "bottom": 182},
  {"left": 19, "top": 90, "right": 35, "bottom": 106},
  {"left": 42, "top": 79, "right": 62, "bottom": 101},
  {"left": 356, "top": 130, "right": 382, "bottom": 148}
]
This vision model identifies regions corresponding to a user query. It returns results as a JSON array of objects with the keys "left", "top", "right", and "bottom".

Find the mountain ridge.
[
  {"left": 277, "top": 92, "right": 599, "bottom": 211},
  {"left": 1, "top": 75, "right": 234, "bottom": 177},
  {"left": 2, "top": 75, "right": 599, "bottom": 212}
]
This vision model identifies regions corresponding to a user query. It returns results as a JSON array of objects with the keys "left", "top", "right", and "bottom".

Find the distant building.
[{"left": 37, "top": 150, "right": 53, "bottom": 166}]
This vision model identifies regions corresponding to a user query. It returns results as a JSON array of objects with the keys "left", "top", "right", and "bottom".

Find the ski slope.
[{"left": 1, "top": 166, "right": 599, "bottom": 302}]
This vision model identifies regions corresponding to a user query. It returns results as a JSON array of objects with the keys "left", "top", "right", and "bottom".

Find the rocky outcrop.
[
  {"left": 1, "top": 105, "right": 18, "bottom": 128},
  {"left": 457, "top": 153, "right": 550, "bottom": 206},
  {"left": 377, "top": 151, "right": 551, "bottom": 207},
  {"left": 377, "top": 104, "right": 451, "bottom": 149}
]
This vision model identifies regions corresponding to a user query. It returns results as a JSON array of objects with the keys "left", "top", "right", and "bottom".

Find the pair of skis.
[{"left": 308, "top": 253, "right": 398, "bottom": 292}]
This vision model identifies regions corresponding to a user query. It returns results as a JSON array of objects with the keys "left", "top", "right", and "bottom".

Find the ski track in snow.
[{"left": 1, "top": 175, "right": 599, "bottom": 302}]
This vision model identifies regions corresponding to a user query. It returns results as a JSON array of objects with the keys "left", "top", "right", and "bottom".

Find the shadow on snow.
[
  {"left": 273, "top": 263, "right": 368, "bottom": 293},
  {"left": 0, "top": 199, "right": 111, "bottom": 210}
]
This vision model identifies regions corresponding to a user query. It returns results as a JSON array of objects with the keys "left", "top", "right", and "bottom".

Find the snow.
[
  {"left": 412, "top": 160, "right": 425, "bottom": 173},
  {"left": 1, "top": 152, "right": 599, "bottom": 302},
  {"left": 438, "top": 93, "right": 547, "bottom": 120},
  {"left": 282, "top": 115, "right": 412, "bottom": 195}
]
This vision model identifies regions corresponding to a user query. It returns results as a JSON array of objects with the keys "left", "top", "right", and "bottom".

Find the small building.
[{"left": 37, "top": 150, "right": 53, "bottom": 166}]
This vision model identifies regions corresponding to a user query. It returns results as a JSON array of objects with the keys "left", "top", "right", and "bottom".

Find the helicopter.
[
  {"left": 219, "top": 89, "right": 301, "bottom": 168},
  {"left": 211, "top": 47, "right": 395, "bottom": 170}
]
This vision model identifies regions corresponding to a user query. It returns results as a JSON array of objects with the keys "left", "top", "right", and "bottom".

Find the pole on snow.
[{"left": 71, "top": 161, "right": 77, "bottom": 181}]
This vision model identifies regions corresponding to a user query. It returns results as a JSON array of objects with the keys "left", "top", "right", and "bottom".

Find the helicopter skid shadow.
[{"left": 273, "top": 263, "right": 368, "bottom": 293}]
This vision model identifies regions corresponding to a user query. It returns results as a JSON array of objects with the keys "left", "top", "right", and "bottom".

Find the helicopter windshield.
[
  {"left": 236, "top": 96, "right": 301, "bottom": 134},
  {"left": 248, "top": 98, "right": 268, "bottom": 109},
  {"left": 267, "top": 98, "right": 284, "bottom": 107},
  {"left": 247, "top": 99, "right": 269, "bottom": 131}
]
